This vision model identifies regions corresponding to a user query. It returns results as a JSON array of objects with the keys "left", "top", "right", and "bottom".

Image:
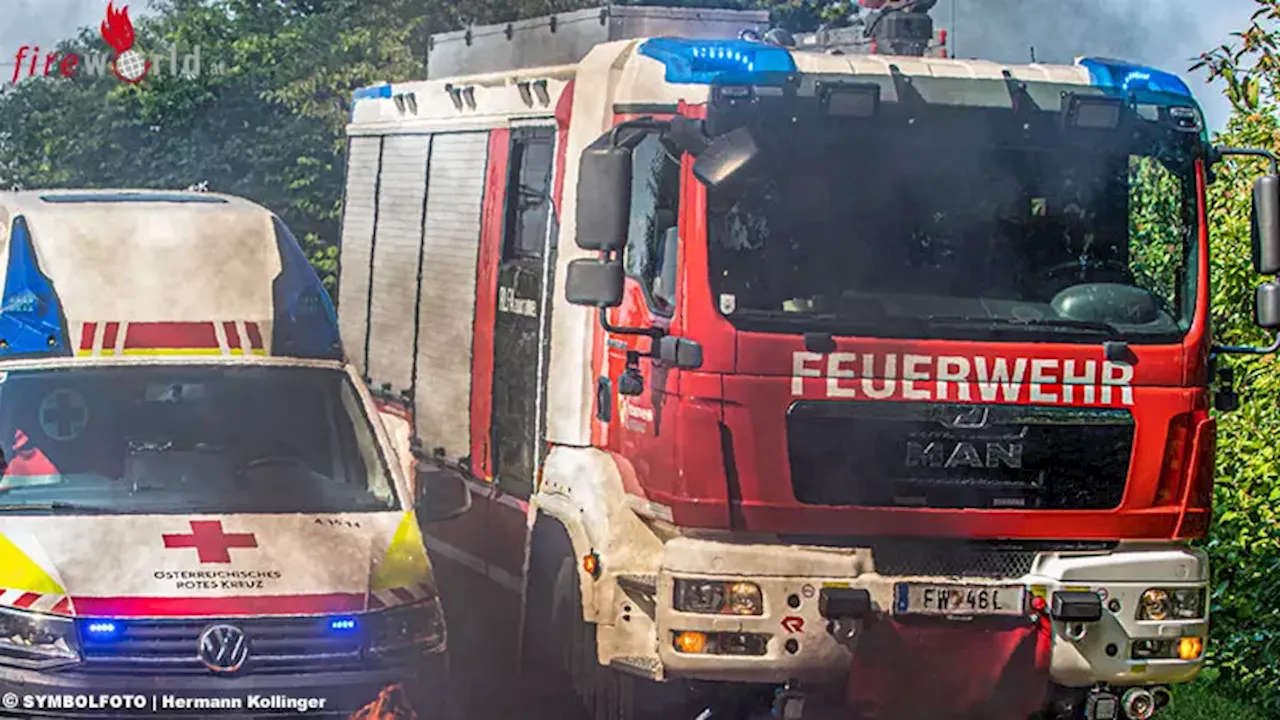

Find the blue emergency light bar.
[
  {"left": 352, "top": 83, "right": 393, "bottom": 102},
  {"left": 270, "top": 217, "right": 344, "bottom": 362},
  {"left": 638, "top": 37, "right": 796, "bottom": 85},
  {"left": 329, "top": 617, "right": 357, "bottom": 631},
  {"left": 1077, "top": 57, "right": 1193, "bottom": 101},
  {"left": 0, "top": 216, "right": 71, "bottom": 359}
]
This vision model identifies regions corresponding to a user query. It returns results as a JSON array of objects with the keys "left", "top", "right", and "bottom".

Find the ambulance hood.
[{"left": 0, "top": 511, "right": 435, "bottom": 618}]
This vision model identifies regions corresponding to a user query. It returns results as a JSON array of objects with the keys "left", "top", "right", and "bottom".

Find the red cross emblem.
[{"left": 162, "top": 520, "right": 258, "bottom": 563}]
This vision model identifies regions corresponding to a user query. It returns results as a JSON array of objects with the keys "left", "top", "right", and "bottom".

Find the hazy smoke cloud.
[{"left": 935, "top": 0, "right": 1259, "bottom": 130}]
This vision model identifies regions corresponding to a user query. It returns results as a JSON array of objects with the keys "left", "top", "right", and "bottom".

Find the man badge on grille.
[{"left": 100, "top": 2, "right": 151, "bottom": 84}]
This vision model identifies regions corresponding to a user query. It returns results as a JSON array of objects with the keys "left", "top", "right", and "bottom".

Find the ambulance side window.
[
  {"left": 624, "top": 133, "right": 681, "bottom": 316},
  {"left": 503, "top": 127, "right": 556, "bottom": 261}
]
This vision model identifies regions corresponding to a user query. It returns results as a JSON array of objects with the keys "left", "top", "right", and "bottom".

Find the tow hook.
[
  {"left": 1050, "top": 590, "right": 1103, "bottom": 641},
  {"left": 771, "top": 681, "right": 805, "bottom": 720},
  {"left": 818, "top": 587, "right": 873, "bottom": 650}
]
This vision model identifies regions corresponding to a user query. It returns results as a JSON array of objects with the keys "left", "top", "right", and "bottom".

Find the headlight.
[
  {"left": 673, "top": 579, "right": 763, "bottom": 616},
  {"left": 1137, "top": 588, "right": 1205, "bottom": 621},
  {"left": 0, "top": 606, "right": 80, "bottom": 669},
  {"left": 366, "top": 599, "right": 446, "bottom": 655}
]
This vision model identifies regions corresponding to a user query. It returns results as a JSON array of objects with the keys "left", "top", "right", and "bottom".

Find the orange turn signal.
[{"left": 674, "top": 631, "right": 707, "bottom": 654}]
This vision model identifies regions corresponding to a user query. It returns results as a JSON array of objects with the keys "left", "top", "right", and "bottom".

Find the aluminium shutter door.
[
  {"left": 415, "top": 131, "right": 489, "bottom": 463},
  {"left": 366, "top": 134, "right": 431, "bottom": 394},
  {"left": 337, "top": 136, "right": 383, "bottom": 375}
]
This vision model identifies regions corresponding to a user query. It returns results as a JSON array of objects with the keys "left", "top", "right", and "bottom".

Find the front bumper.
[
  {"left": 0, "top": 653, "right": 454, "bottom": 719},
  {"left": 630, "top": 539, "right": 1207, "bottom": 688}
]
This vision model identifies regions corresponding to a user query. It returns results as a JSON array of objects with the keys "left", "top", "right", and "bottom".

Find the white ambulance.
[{"left": 0, "top": 190, "right": 469, "bottom": 718}]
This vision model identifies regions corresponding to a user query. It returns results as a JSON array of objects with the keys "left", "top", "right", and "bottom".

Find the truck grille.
[
  {"left": 786, "top": 401, "right": 1133, "bottom": 510},
  {"left": 74, "top": 616, "right": 363, "bottom": 675}
]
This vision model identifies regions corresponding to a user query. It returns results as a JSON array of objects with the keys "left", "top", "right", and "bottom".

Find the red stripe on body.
[
  {"left": 12, "top": 593, "right": 39, "bottom": 609},
  {"left": 551, "top": 80, "right": 575, "bottom": 215},
  {"left": 125, "top": 322, "right": 219, "bottom": 350},
  {"left": 245, "top": 322, "right": 264, "bottom": 350},
  {"left": 368, "top": 595, "right": 387, "bottom": 610},
  {"left": 468, "top": 129, "right": 511, "bottom": 481},
  {"left": 50, "top": 597, "right": 72, "bottom": 615},
  {"left": 390, "top": 587, "right": 417, "bottom": 604},
  {"left": 71, "top": 593, "right": 367, "bottom": 617},
  {"left": 102, "top": 322, "right": 120, "bottom": 351},
  {"left": 79, "top": 323, "right": 97, "bottom": 351},
  {"left": 222, "top": 322, "right": 240, "bottom": 349}
]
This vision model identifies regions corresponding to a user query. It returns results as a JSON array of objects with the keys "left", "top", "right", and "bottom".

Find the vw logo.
[{"left": 197, "top": 624, "right": 250, "bottom": 674}]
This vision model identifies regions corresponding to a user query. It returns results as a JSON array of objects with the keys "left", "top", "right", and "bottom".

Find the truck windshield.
[
  {"left": 707, "top": 111, "right": 1200, "bottom": 344},
  {"left": 0, "top": 365, "right": 398, "bottom": 514}
]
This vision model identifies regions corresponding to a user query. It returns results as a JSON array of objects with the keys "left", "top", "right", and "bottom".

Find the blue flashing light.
[
  {"left": 270, "top": 217, "right": 344, "bottom": 362},
  {"left": 638, "top": 38, "right": 796, "bottom": 86},
  {"left": 352, "top": 83, "right": 392, "bottom": 102},
  {"left": 0, "top": 216, "right": 70, "bottom": 359},
  {"left": 329, "top": 618, "right": 357, "bottom": 631},
  {"left": 84, "top": 620, "right": 120, "bottom": 636},
  {"left": 1077, "top": 57, "right": 1193, "bottom": 100}
]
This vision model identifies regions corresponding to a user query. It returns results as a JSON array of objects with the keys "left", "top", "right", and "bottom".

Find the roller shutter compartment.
[
  {"left": 367, "top": 134, "right": 431, "bottom": 394},
  {"left": 337, "top": 136, "right": 383, "bottom": 375},
  {"left": 415, "top": 131, "right": 489, "bottom": 463}
]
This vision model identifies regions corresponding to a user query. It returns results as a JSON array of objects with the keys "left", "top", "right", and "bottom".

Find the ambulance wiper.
[
  {"left": 0, "top": 501, "right": 109, "bottom": 512},
  {"left": 923, "top": 315, "right": 1121, "bottom": 338}
]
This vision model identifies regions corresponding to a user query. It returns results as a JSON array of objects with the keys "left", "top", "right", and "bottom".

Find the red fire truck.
[{"left": 335, "top": 3, "right": 1280, "bottom": 719}]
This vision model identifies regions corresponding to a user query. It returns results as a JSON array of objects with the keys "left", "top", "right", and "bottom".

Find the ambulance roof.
[
  {"left": 0, "top": 189, "right": 343, "bottom": 363},
  {"left": 349, "top": 40, "right": 1203, "bottom": 134}
]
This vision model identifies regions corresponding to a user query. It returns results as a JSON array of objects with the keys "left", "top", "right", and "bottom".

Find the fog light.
[
  {"left": 674, "top": 631, "right": 707, "bottom": 654},
  {"left": 1138, "top": 589, "right": 1171, "bottom": 621},
  {"left": 1178, "top": 636, "right": 1204, "bottom": 660},
  {"left": 674, "top": 579, "right": 763, "bottom": 616},
  {"left": 1131, "top": 639, "right": 1177, "bottom": 660}
]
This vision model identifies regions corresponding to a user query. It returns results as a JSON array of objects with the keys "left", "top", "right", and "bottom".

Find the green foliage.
[{"left": 1192, "top": 1, "right": 1280, "bottom": 712}]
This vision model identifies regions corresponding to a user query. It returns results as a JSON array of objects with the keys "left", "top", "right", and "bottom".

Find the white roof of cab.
[
  {"left": 0, "top": 189, "right": 283, "bottom": 332},
  {"left": 349, "top": 39, "right": 1100, "bottom": 131}
]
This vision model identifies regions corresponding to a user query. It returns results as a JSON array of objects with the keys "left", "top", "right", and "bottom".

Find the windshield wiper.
[
  {"left": 0, "top": 501, "right": 111, "bottom": 513},
  {"left": 923, "top": 315, "right": 1121, "bottom": 338}
]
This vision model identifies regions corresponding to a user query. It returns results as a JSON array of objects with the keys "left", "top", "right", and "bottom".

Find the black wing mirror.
[
  {"left": 693, "top": 127, "right": 760, "bottom": 190},
  {"left": 415, "top": 468, "right": 471, "bottom": 522},
  {"left": 1252, "top": 174, "right": 1280, "bottom": 275}
]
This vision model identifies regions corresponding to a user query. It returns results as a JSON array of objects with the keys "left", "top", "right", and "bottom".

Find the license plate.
[{"left": 893, "top": 583, "right": 1026, "bottom": 617}]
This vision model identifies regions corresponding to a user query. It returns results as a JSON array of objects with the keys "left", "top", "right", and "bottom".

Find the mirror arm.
[
  {"left": 598, "top": 307, "right": 666, "bottom": 339},
  {"left": 1214, "top": 145, "right": 1280, "bottom": 175},
  {"left": 1212, "top": 332, "right": 1280, "bottom": 356}
]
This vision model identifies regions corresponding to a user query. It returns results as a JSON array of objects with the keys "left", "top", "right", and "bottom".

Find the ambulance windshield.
[
  {"left": 706, "top": 105, "right": 1200, "bottom": 344},
  {"left": 0, "top": 365, "right": 398, "bottom": 514}
]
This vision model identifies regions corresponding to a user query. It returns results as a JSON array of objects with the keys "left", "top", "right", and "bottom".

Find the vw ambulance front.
[{"left": 0, "top": 190, "right": 469, "bottom": 718}]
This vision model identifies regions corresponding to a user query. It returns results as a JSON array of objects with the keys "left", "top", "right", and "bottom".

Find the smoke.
[{"left": 937, "top": 0, "right": 1259, "bottom": 131}]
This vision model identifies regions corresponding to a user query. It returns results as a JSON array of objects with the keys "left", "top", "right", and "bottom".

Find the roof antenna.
[{"left": 1029, "top": 46, "right": 1036, "bottom": 63}]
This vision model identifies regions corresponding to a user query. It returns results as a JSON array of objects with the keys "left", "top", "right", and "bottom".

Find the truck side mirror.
[
  {"left": 656, "top": 335, "right": 702, "bottom": 369},
  {"left": 565, "top": 258, "right": 624, "bottom": 307},
  {"left": 1251, "top": 175, "right": 1280, "bottom": 275},
  {"left": 1257, "top": 280, "right": 1280, "bottom": 329},
  {"left": 693, "top": 127, "right": 760, "bottom": 190},
  {"left": 576, "top": 145, "right": 632, "bottom": 252},
  {"left": 415, "top": 468, "right": 471, "bottom": 522}
]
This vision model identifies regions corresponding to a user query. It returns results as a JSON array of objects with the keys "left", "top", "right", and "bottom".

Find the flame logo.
[{"left": 100, "top": 2, "right": 136, "bottom": 53}]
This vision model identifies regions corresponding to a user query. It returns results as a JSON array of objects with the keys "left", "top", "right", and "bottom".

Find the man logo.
[
  {"left": 944, "top": 406, "right": 989, "bottom": 429},
  {"left": 197, "top": 624, "right": 250, "bottom": 673}
]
